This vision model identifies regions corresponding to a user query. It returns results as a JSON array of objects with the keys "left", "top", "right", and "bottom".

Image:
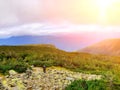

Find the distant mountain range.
[
  {"left": 79, "top": 39, "right": 120, "bottom": 56},
  {"left": 0, "top": 32, "right": 120, "bottom": 51}
]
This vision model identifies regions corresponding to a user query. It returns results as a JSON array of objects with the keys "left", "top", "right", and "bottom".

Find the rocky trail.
[{"left": 0, "top": 67, "right": 102, "bottom": 90}]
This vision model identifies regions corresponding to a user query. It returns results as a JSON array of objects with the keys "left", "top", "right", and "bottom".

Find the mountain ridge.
[
  {"left": 0, "top": 32, "right": 120, "bottom": 51},
  {"left": 79, "top": 38, "right": 120, "bottom": 56}
]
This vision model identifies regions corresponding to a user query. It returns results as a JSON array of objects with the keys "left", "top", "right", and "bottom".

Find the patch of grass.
[{"left": 65, "top": 80, "right": 109, "bottom": 90}]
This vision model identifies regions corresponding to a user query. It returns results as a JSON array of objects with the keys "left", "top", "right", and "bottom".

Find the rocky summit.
[{"left": 0, "top": 67, "right": 102, "bottom": 90}]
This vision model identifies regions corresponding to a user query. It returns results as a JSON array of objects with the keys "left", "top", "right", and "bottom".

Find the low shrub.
[{"left": 65, "top": 80, "right": 108, "bottom": 90}]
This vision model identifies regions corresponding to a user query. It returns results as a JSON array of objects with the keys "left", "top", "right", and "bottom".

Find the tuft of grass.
[{"left": 65, "top": 80, "right": 109, "bottom": 90}]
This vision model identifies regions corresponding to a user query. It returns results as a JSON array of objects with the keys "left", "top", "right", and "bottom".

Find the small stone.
[
  {"left": 9, "top": 70, "right": 17, "bottom": 76},
  {"left": 66, "top": 77, "right": 74, "bottom": 81}
]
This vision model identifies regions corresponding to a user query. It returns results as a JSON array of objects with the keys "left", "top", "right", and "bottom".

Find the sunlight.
[
  {"left": 96, "top": 0, "right": 116, "bottom": 23},
  {"left": 96, "top": 0, "right": 114, "bottom": 8}
]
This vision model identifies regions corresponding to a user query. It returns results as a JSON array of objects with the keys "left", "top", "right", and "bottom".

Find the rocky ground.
[{"left": 0, "top": 67, "right": 102, "bottom": 90}]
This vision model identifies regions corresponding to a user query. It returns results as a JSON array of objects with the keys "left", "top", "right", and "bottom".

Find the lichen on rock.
[{"left": 0, "top": 67, "right": 102, "bottom": 90}]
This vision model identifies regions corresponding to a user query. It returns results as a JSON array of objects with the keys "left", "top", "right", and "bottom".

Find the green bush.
[
  {"left": 65, "top": 80, "right": 108, "bottom": 90},
  {"left": 13, "top": 62, "right": 29, "bottom": 73},
  {"left": 0, "top": 65, "right": 12, "bottom": 73}
]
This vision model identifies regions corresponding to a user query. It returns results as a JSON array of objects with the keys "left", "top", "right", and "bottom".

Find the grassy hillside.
[
  {"left": 79, "top": 39, "right": 120, "bottom": 56},
  {"left": 0, "top": 44, "right": 120, "bottom": 89}
]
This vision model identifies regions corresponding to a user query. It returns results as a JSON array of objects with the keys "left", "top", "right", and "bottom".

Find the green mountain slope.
[{"left": 0, "top": 44, "right": 120, "bottom": 86}]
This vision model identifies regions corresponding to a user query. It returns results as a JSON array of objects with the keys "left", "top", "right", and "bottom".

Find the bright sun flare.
[
  {"left": 97, "top": 0, "right": 114, "bottom": 8},
  {"left": 96, "top": 0, "right": 116, "bottom": 23}
]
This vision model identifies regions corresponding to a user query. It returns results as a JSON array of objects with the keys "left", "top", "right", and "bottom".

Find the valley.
[{"left": 0, "top": 39, "right": 120, "bottom": 90}]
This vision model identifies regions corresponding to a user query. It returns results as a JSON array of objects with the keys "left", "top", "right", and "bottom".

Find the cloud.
[
  {"left": 1, "top": 0, "right": 120, "bottom": 26},
  {"left": 0, "top": 0, "right": 98, "bottom": 26},
  {"left": 0, "top": 0, "right": 18, "bottom": 26},
  {"left": 0, "top": 22, "right": 120, "bottom": 39},
  {"left": 0, "top": 0, "right": 42, "bottom": 26},
  {"left": 0, "top": 23, "right": 68, "bottom": 38}
]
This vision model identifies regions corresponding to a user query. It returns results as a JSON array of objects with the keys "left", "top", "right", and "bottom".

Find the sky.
[{"left": 0, "top": 0, "right": 120, "bottom": 40}]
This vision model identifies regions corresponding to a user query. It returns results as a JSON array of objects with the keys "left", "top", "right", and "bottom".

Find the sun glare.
[
  {"left": 96, "top": 0, "right": 114, "bottom": 8},
  {"left": 96, "top": 0, "right": 116, "bottom": 23}
]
